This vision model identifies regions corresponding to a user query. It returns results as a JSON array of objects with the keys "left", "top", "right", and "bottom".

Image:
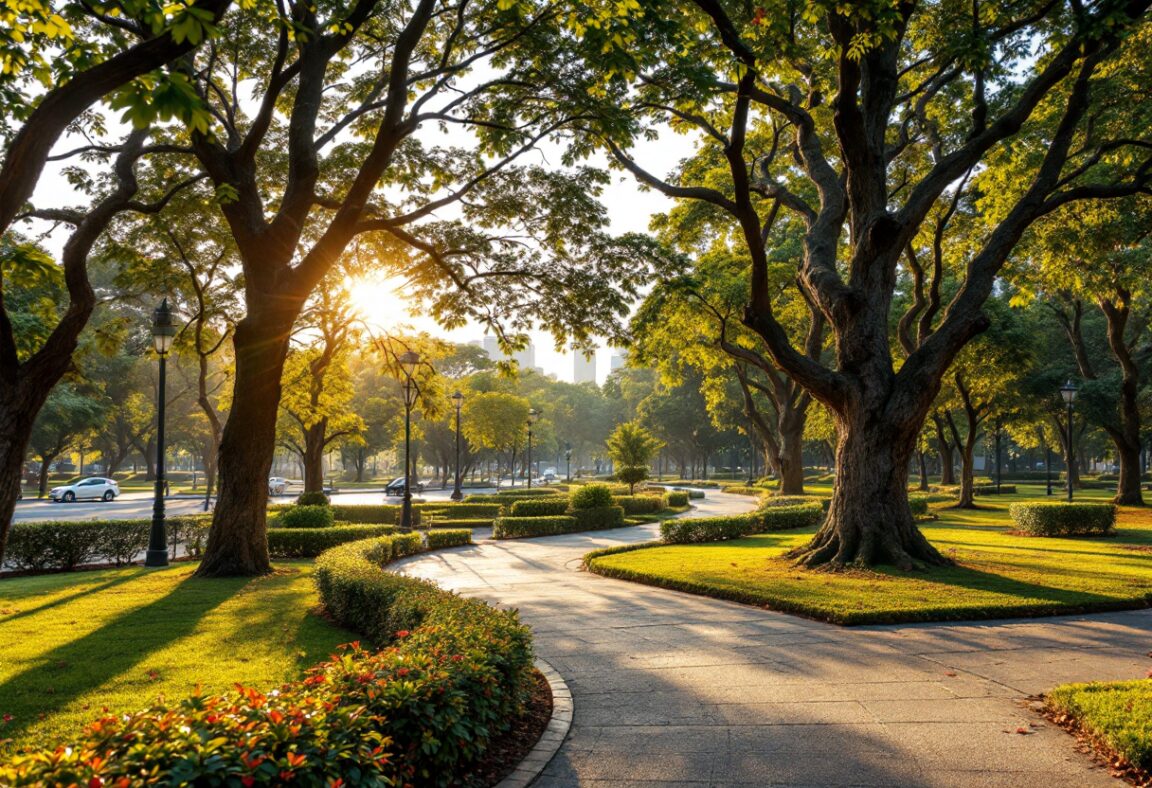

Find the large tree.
[{"left": 573, "top": 0, "right": 1152, "bottom": 568}]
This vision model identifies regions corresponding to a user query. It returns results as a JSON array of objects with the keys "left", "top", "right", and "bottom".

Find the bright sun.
[{"left": 344, "top": 273, "right": 412, "bottom": 333}]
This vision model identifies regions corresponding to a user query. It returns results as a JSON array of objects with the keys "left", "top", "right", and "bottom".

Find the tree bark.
[
  {"left": 196, "top": 311, "right": 294, "bottom": 577},
  {"left": 302, "top": 418, "right": 327, "bottom": 493},
  {"left": 1100, "top": 295, "right": 1144, "bottom": 505},
  {"left": 777, "top": 425, "right": 806, "bottom": 495},
  {"left": 932, "top": 414, "right": 955, "bottom": 485},
  {"left": 788, "top": 408, "right": 948, "bottom": 570},
  {"left": 916, "top": 450, "right": 929, "bottom": 491}
]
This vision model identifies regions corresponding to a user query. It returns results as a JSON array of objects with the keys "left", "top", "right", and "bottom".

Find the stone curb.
[{"left": 495, "top": 657, "right": 572, "bottom": 788}]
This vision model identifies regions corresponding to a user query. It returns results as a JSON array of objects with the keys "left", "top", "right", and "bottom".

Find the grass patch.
[
  {"left": 0, "top": 562, "right": 354, "bottom": 752},
  {"left": 1048, "top": 679, "right": 1152, "bottom": 774},
  {"left": 586, "top": 485, "right": 1152, "bottom": 625}
]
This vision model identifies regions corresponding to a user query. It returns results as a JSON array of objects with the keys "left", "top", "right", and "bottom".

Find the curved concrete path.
[{"left": 394, "top": 493, "right": 1152, "bottom": 786}]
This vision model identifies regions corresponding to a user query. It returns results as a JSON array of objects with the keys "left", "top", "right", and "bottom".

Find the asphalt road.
[{"left": 9, "top": 485, "right": 505, "bottom": 523}]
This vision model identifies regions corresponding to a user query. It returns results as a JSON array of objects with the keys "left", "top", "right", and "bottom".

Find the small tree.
[{"left": 606, "top": 421, "right": 663, "bottom": 493}]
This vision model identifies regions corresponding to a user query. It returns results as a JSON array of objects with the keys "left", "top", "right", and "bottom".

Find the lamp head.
[
  {"left": 152, "top": 298, "right": 176, "bottom": 355},
  {"left": 398, "top": 350, "right": 420, "bottom": 376},
  {"left": 1059, "top": 379, "right": 1078, "bottom": 405},
  {"left": 527, "top": 407, "right": 538, "bottom": 425},
  {"left": 451, "top": 390, "right": 464, "bottom": 409}
]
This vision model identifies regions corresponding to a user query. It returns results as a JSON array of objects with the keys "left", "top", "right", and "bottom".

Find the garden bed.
[{"left": 1046, "top": 679, "right": 1152, "bottom": 783}]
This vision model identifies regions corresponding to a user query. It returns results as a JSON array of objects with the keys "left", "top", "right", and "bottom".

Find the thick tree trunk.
[
  {"left": 1115, "top": 438, "right": 1143, "bottom": 505},
  {"left": 37, "top": 455, "right": 55, "bottom": 498},
  {"left": 197, "top": 313, "right": 293, "bottom": 577},
  {"left": 0, "top": 419, "right": 32, "bottom": 553},
  {"left": 789, "top": 411, "right": 948, "bottom": 570},
  {"left": 1100, "top": 296, "right": 1144, "bottom": 506},
  {"left": 932, "top": 416, "right": 955, "bottom": 485},
  {"left": 917, "top": 450, "right": 929, "bottom": 491},
  {"left": 302, "top": 420, "right": 326, "bottom": 493},
  {"left": 956, "top": 440, "right": 976, "bottom": 508}
]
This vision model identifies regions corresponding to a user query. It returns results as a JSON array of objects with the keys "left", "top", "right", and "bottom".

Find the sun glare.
[{"left": 344, "top": 273, "right": 414, "bottom": 333}]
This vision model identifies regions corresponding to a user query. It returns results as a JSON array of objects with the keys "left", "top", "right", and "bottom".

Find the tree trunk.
[
  {"left": 932, "top": 415, "right": 955, "bottom": 485},
  {"left": 37, "top": 451, "right": 57, "bottom": 498},
  {"left": 917, "top": 450, "right": 929, "bottom": 491},
  {"left": 197, "top": 313, "right": 293, "bottom": 577},
  {"left": 302, "top": 419, "right": 326, "bottom": 493},
  {"left": 789, "top": 412, "right": 948, "bottom": 570},
  {"left": 1100, "top": 295, "right": 1144, "bottom": 506},
  {"left": 956, "top": 438, "right": 976, "bottom": 508},
  {"left": 0, "top": 415, "right": 34, "bottom": 554},
  {"left": 777, "top": 411, "right": 806, "bottom": 495}
]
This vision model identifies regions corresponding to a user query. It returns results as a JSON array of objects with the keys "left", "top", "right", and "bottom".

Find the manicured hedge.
[
  {"left": 973, "top": 483, "right": 1017, "bottom": 495},
  {"left": 571, "top": 483, "right": 613, "bottom": 509},
  {"left": 613, "top": 494, "right": 667, "bottom": 514},
  {"left": 329, "top": 503, "right": 404, "bottom": 524},
  {"left": 493, "top": 515, "right": 579, "bottom": 539},
  {"left": 267, "top": 524, "right": 397, "bottom": 558},
  {"left": 721, "top": 485, "right": 764, "bottom": 496},
  {"left": 570, "top": 505, "right": 626, "bottom": 531},
  {"left": 660, "top": 503, "right": 824, "bottom": 544},
  {"left": 688, "top": 489, "right": 706, "bottom": 499},
  {"left": 425, "top": 529, "right": 473, "bottom": 550},
  {"left": 3, "top": 531, "right": 510, "bottom": 786},
  {"left": 419, "top": 517, "right": 492, "bottom": 530},
  {"left": 1009, "top": 502, "right": 1116, "bottom": 536},
  {"left": 666, "top": 491, "right": 690, "bottom": 507},
  {"left": 907, "top": 494, "right": 930, "bottom": 516},
  {"left": 296, "top": 491, "right": 330, "bottom": 506},
  {"left": 419, "top": 502, "right": 504, "bottom": 520},
  {"left": 764, "top": 494, "right": 827, "bottom": 510},
  {"left": 4, "top": 516, "right": 211, "bottom": 571},
  {"left": 273, "top": 504, "right": 334, "bottom": 529},
  {"left": 508, "top": 497, "right": 571, "bottom": 516}
]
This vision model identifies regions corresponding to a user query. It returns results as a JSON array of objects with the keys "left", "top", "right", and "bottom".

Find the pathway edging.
[{"left": 496, "top": 657, "right": 572, "bottom": 788}]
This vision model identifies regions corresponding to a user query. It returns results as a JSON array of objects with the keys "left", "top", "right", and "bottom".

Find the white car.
[
  {"left": 50, "top": 477, "right": 120, "bottom": 503},
  {"left": 268, "top": 477, "right": 288, "bottom": 495}
]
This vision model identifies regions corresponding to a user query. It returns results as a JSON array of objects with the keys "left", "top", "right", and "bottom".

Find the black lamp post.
[
  {"left": 565, "top": 441, "right": 572, "bottom": 482},
  {"left": 526, "top": 408, "right": 538, "bottom": 488},
  {"left": 399, "top": 350, "right": 420, "bottom": 531},
  {"left": 1060, "top": 379, "right": 1078, "bottom": 503},
  {"left": 450, "top": 390, "right": 464, "bottom": 501},
  {"left": 145, "top": 299, "right": 176, "bottom": 567}
]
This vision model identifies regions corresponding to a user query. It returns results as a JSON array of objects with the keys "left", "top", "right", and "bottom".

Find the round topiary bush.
[
  {"left": 1008, "top": 502, "right": 1116, "bottom": 537},
  {"left": 275, "top": 504, "right": 335, "bottom": 529},
  {"left": 571, "top": 482, "right": 614, "bottom": 510},
  {"left": 296, "top": 490, "right": 331, "bottom": 506}
]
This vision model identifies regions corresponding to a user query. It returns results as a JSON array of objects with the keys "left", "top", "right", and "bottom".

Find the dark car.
[{"left": 384, "top": 477, "right": 425, "bottom": 497}]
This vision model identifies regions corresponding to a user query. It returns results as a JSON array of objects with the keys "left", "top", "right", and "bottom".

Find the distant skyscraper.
[
  {"left": 476, "top": 335, "right": 536, "bottom": 371},
  {"left": 513, "top": 344, "right": 535, "bottom": 370},
  {"left": 610, "top": 352, "right": 627, "bottom": 372},
  {"left": 482, "top": 335, "right": 499, "bottom": 359},
  {"left": 574, "top": 352, "right": 596, "bottom": 384}
]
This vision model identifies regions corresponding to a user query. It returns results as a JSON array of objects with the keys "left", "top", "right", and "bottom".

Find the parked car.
[
  {"left": 268, "top": 477, "right": 288, "bottom": 496},
  {"left": 384, "top": 477, "right": 424, "bottom": 497},
  {"left": 49, "top": 477, "right": 120, "bottom": 503}
]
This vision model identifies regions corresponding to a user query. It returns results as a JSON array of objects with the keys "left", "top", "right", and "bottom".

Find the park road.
[{"left": 393, "top": 490, "right": 1151, "bottom": 787}]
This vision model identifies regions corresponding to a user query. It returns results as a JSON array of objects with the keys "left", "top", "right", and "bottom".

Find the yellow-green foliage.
[{"left": 1048, "top": 680, "right": 1152, "bottom": 771}]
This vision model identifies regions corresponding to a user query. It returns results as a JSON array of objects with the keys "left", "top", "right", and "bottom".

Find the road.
[
  {"left": 392, "top": 490, "right": 1147, "bottom": 787},
  {"left": 8, "top": 485, "right": 503, "bottom": 523}
]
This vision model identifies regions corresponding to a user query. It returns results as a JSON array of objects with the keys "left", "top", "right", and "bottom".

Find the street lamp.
[
  {"left": 565, "top": 441, "right": 572, "bottom": 483},
  {"left": 399, "top": 350, "right": 420, "bottom": 531},
  {"left": 145, "top": 299, "right": 176, "bottom": 568},
  {"left": 526, "top": 408, "right": 538, "bottom": 488},
  {"left": 450, "top": 391, "right": 464, "bottom": 501},
  {"left": 1060, "top": 379, "right": 1078, "bottom": 503}
]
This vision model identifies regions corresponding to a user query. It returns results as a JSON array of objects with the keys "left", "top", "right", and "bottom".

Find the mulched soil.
[
  {"left": 457, "top": 667, "right": 554, "bottom": 787},
  {"left": 1037, "top": 696, "right": 1151, "bottom": 786}
]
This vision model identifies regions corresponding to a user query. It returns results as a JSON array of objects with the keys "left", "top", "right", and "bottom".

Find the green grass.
[
  {"left": 587, "top": 485, "right": 1152, "bottom": 625},
  {"left": 0, "top": 562, "right": 355, "bottom": 752},
  {"left": 1048, "top": 679, "right": 1152, "bottom": 772}
]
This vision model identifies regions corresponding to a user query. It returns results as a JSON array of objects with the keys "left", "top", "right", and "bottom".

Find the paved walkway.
[{"left": 393, "top": 493, "right": 1152, "bottom": 786}]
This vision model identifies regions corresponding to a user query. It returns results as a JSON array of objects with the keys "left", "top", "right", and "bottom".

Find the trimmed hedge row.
[
  {"left": 493, "top": 506, "right": 626, "bottom": 539},
  {"left": 425, "top": 529, "right": 473, "bottom": 550},
  {"left": 508, "top": 497, "right": 571, "bottom": 517},
  {"left": 721, "top": 485, "right": 765, "bottom": 496},
  {"left": 973, "top": 484, "right": 1018, "bottom": 495},
  {"left": 613, "top": 494, "right": 667, "bottom": 514},
  {"left": 764, "top": 494, "right": 828, "bottom": 511},
  {"left": 660, "top": 503, "right": 824, "bottom": 544},
  {"left": 267, "top": 524, "right": 397, "bottom": 558},
  {"left": 328, "top": 503, "right": 404, "bottom": 525},
  {"left": 4, "top": 516, "right": 211, "bottom": 571},
  {"left": 1009, "top": 502, "right": 1116, "bottom": 536},
  {"left": 420, "top": 502, "right": 504, "bottom": 520},
  {"left": 571, "top": 483, "right": 613, "bottom": 509},
  {"left": 419, "top": 517, "right": 492, "bottom": 530},
  {"left": 2, "top": 531, "right": 501, "bottom": 786},
  {"left": 666, "top": 491, "right": 690, "bottom": 507}
]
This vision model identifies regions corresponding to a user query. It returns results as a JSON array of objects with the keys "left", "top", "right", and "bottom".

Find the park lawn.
[
  {"left": 1048, "top": 679, "right": 1152, "bottom": 772},
  {"left": 587, "top": 487, "right": 1152, "bottom": 625},
  {"left": 0, "top": 562, "right": 354, "bottom": 752}
]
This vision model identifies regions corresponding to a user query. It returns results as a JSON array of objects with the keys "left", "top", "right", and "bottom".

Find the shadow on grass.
[
  {"left": 0, "top": 570, "right": 248, "bottom": 742},
  {"left": 0, "top": 571, "right": 143, "bottom": 626}
]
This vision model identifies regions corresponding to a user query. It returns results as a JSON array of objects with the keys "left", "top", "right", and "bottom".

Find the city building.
[{"left": 574, "top": 352, "right": 596, "bottom": 384}]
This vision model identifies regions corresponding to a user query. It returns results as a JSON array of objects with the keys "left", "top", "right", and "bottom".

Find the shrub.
[
  {"left": 722, "top": 485, "right": 764, "bottom": 496},
  {"left": 493, "top": 515, "right": 579, "bottom": 539},
  {"left": 571, "top": 483, "right": 613, "bottom": 509},
  {"left": 1009, "top": 502, "right": 1116, "bottom": 536},
  {"left": 425, "top": 529, "right": 473, "bottom": 550},
  {"left": 569, "top": 505, "right": 626, "bottom": 531},
  {"left": 613, "top": 494, "right": 667, "bottom": 514},
  {"left": 3, "top": 516, "right": 213, "bottom": 571},
  {"left": 418, "top": 502, "right": 503, "bottom": 520},
  {"left": 296, "top": 490, "right": 330, "bottom": 506},
  {"left": 419, "top": 517, "right": 492, "bottom": 529},
  {"left": 688, "top": 489, "right": 706, "bottom": 499},
  {"left": 509, "top": 497, "right": 571, "bottom": 516},
  {"left": 267, "top": 524, "right": 396, "bottom": 558},
  {"left": 973, "top": 483, "right": 1017, "bottom": 495},
  {"left": 273, "top": 504, "right": 335, "bottom": 529},
  {"left": 328, "top": 504, "right": 416, "bottom": 525},
  {"left": 907, "top": 494, "right": 930, "bottom": 516},
  {"left": 666, "top": 491, "right": 690, "bottom": 507},
  {"left": 660, "top": 503, "right": 824, "bottom": 544}
]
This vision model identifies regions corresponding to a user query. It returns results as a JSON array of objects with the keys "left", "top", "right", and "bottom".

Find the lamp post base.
[{"left": 144, "top": 549, "right": 170, "bottom": 568}]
